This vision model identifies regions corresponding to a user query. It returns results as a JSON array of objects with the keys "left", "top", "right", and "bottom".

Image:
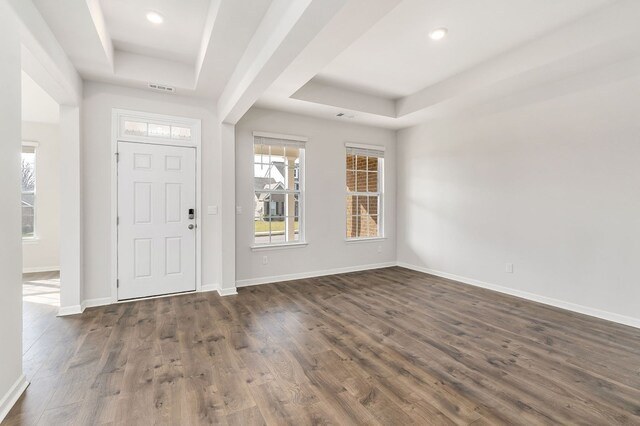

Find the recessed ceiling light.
[
  {"left": 146, "top": 12, "right": 164, "bottom": 24},
  {"left": 429, "top": 27, "right": 448, "bottom": 41}
]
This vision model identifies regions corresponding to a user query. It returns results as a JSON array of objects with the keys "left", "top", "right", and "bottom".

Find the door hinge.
[
  {"left": 115, "top": 152, "right": 120, "bottom": 162},
  {"left": 116, "top": 279, "right": 119, "bottom": 288},
  {"left": 116, "top": 216, "right": 120, "bottom": 225}
]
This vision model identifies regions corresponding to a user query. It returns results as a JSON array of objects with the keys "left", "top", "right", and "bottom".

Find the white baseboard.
[
  {"left": 201, "top": 284, "right": 219, "bottom": 293},
  {"left": 57, "top": 304, "right": 84, "bottom": 316},
  {"left": 60, "top": 285, "right": 222, "bottom": 314},
  {"left": 236, "top": 262, "right": 397, "bottom": 288},
  {"left": 217, "top": 287, "right": 238, "bottom": 296},
  {"left": 58, "top": 297, "right": 110, "bottom": 316},
  {"left": 397, "top": 262, "right": 640, "bottom": 329},
  {"left": 83, "top": 297, "right": 112, "bottom": 309},
  {"left": 22, "top": 266, "right": 59, "bottom": 273},
  {"left": 0, "top": 374, "right": 28, "bottom": 423},
  {"left": 53, "top": 261, "right": 639, "bottom": 329}
]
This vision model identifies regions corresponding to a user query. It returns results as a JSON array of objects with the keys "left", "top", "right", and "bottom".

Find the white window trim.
[
  {"left": 345, "top": 237, "right": 387, "bottom": 244},
  {"left": 253, "top": 131, "right": 308, "bottom": 143},
  {"left": 251, "top": 242, "right": 309, "bottom": 251},
  {"left": 253, "top": 132, "right": 306, "bottom": 248},
  {"left": 116, "top": 111, "right": 198, "bottom": 146},
  {"left": 22, "top": 141, "right": 39, "bottom": 240},
  {"left": 345, "top": 142, "right": 386, "bottom": 152},
  {"left": 345, "top": 142, "right": 385, "bottom": 241}
]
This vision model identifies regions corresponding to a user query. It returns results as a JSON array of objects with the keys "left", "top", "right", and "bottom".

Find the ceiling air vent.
[{"left": 148, "top": 83, "right": 175, "bottom": 93}]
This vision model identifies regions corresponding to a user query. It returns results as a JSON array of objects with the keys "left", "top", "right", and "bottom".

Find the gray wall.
[
  {"left": 235, "top": 108, "right": 397, "bottom": 284},
  {"left": 397, "top": 74, "right": 640, "bottom": 325}
]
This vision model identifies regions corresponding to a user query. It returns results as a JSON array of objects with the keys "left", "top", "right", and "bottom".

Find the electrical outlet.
[
  {"left": 505, "top": 263, "right": 514, "bottom": 273},
  {"left": 377, "top": 245, "right": 382, "bottom": 253},
  {"left": 262, "top": 255, "right": 268, "bottom": 265},
  {"left": 236, "top": 206, "right": 242, "bottom": 215}
]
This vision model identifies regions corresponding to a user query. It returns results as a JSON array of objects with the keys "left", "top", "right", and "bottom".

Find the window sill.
[
  {"left": 345, "top": 237, "right": 387, "bottom": 244},
  {"left": 251, "top": 242, "right": 308, "bottom": 251},
  {"left": 22, "top": 237, "right": 40, "bottom": 244}
]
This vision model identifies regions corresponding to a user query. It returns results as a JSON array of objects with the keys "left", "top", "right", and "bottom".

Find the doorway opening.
[{"left": 20, "top": 70, "right": 61, "bottom": 365}]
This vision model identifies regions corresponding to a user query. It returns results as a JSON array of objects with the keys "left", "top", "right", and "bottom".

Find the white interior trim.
[
  {"left": 397, "top": 262, "right": 640, "bottom": 330},
  {"left": 66, "top": 259, "right": 640, "bottom": 331},
  {"left": 345, "top": 142, "right": 386, "bottom": 152},
  {"left": 110, "top": 109, "right": 202, "bottom": 304},
  {"left": 0, "top": 375, "right": 28, "bottom": 424},
  {"left": 250, "top": 242, "right": 308, "bottom": 251},
  {"left": 217, "top": 287, "right": 238, "bottom": 296},
  {"left": 252, "top": 130, "right": 308, "bottom": 142},
  {"left": 236, "top": 262, "right": 396, "bottom": 288},
  {"left": 57, "top": 304, "right": 83, "bottom": 316},
  {"left": 344, "top": 237, "right": 387, "bottom": 244},
  {"left": 83, "top": 297, "right": 113, "bottom": 309},
  {"left": 61, "top": 285, "right": 219, "bottom": 315},
  {"left": 23, "top": 265, "right": 59, "bottom": 273},
  {"left": 201, "top": 283, "right": 219, "bottom": 293}
]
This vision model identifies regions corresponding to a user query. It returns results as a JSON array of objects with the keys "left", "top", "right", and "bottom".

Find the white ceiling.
[
  {"left": 30, "top": 0, "right": 640, "bottom": 129},
  {"left": 256, "top": 0, "right": 640, "bottom": 129},
  {"left": 317, "top": 0, "right": 614, "bottom": 99},
  {"left": 21, "top": 72, "right": 59, "bottom": 124},
  {"left": 33, "top": 0, "right": 273, "bottom": 98},
  {"left": 99, "top": 0, "right": 211, "bottom": 65}
]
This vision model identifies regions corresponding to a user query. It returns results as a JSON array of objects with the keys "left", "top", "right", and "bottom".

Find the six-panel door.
[{"left": 117, "top": 141, "right": 196, "bottom": 300}]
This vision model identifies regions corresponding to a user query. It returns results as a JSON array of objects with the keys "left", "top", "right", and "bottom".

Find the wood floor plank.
[
  {"left": 5, "top": 267, "right": 640, "bottom": 425},
  {"left": 328, "top": 280, "right": 624, "bottom": 423}
]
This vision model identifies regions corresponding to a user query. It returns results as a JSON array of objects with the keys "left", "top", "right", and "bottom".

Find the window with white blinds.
[
  {"left": 346, "top": 144, "right": 384, "bottom": 239},
  {"left": 253, "top": 133, "right": 306, "bottom": 246}
]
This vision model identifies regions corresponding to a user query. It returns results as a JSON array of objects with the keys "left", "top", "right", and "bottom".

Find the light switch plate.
[
  {"left": 236, "top": 206, "right": 242, "bottom": 214},
  {"left": 207, "top": 205, "right": 218, "bottom": 215}
]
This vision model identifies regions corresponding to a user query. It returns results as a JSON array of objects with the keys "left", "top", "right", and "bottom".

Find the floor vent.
[{"left": 148, "top": 83, "right": 176, "bottom": 93}]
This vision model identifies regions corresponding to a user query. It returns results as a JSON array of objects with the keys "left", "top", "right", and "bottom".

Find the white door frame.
[{"left": 110, "top": 108, "right": 202, "bottom": 303}]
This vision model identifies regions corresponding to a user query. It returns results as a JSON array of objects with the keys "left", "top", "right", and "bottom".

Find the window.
[
  {"left": 122, "top": 119, "right": 192, "bottom": 141},
  {"left": 253, "top": 134, "right": 305, "bottom": 246},
  {"left": 21, "top": 144, "right": 37, "bottom": 238},
  {"left": 346, "top": 144, "right": 384, "bottom": 239}
]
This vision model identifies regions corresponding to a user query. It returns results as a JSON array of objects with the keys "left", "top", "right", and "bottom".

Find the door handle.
[{"left": 188, "top": 224, "right": 195, "bottom": 230}]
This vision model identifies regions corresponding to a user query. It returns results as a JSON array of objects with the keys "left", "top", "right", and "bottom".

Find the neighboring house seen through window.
[
  {"left": 22, "top": 144, "right": 37, "bottom": 238},
  {"left": 346, "top": 144, "right": 384, "bottom": 239},
  {"left": 253, "top": 134, "right": 305, "bottom": 245}
]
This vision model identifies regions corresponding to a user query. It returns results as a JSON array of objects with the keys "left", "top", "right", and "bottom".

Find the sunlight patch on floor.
[{"left": 23, "top": 275, "right": 60, "bottom": 307}]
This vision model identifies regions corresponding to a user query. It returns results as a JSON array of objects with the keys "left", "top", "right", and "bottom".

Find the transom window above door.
[
  {"left": 253, "top": 132, "right": 306, "bottom": 247},
  {"left": 116, "top": 112, "right": 199, "bottom": 146}
]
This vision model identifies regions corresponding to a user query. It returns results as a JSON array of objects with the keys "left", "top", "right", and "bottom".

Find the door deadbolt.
[{"left": 188, "top": 208, "right": 195, "bottom": 219}]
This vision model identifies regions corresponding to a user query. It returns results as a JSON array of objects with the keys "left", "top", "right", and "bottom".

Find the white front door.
[{"left": 117, "top": 141, "right": 196, "bottom": 300}]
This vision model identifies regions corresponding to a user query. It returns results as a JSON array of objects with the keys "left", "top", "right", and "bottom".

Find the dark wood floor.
[{"left": 4, "top": 267, "right": 640, "bottom": 425}]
